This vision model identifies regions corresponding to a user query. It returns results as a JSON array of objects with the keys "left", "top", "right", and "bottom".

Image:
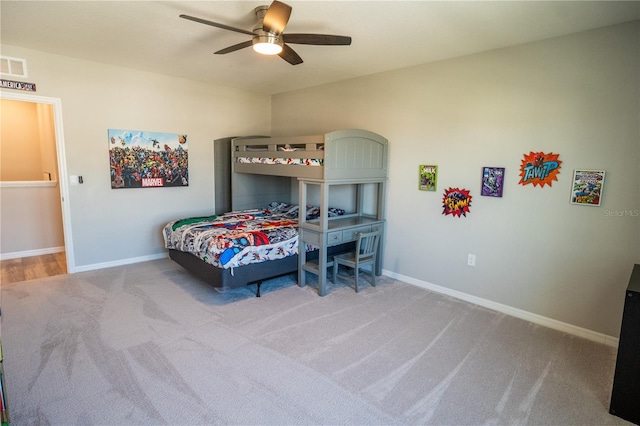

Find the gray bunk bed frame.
[
  {"left": 168, "top": 129, "right": 388, "bottom": 296},
  {"left": 233, "top": 129, "right": 388, "bottom": 181}
]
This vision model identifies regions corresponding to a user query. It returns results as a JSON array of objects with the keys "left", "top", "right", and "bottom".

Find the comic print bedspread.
[
  {"left": 163, "top": 203, "right": 345, "bottom": 270},
  {"left": 236, "top": 156, "right": 323, "bottom": 167}
]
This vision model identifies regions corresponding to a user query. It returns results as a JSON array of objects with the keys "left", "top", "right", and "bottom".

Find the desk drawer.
[
  {"left": 342, "top": 225, "right": 372, "bottom": 242},
  {"left": 327, "top": 231, "right": 343, "bottom": 245}
]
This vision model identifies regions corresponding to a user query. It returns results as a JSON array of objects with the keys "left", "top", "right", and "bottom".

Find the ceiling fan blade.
[
  {"left": 279, "top": 44, "right": 303, "bottom": 65},
  {"left": 262, "top": 1, "right": 292, "bottom": 34},
  {"left": 282, "top": 33, "right": 352, "bottom": 46},
  {"left": 215, "top": 40, "right": 253, "bottom": 55},
  {"left": 179, "top": 14, "right": 256, "bottom": 36}
]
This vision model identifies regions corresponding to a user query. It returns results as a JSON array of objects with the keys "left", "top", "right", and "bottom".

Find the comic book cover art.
[
  {"left": 570, "top": 170, "right": 605, "bottom": 206},
  {"left": 109, "top": 129, "right": 188, "bottom": 189},
  {"left": 481, "top": 167, "right": 505, "bottom": 197},
  {"left": 518, "top": 151, "right": 561, "bottom": 187},
  {"left": 419, "top": 165, "right": 438, "bottom": 191}
]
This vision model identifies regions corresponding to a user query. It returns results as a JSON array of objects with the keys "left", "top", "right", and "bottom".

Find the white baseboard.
[
  {"left": 383, "top": 269, "right": 619, "bottom": 348},
  {"left": 0, "top": 246, "right": 65, "bottom": 260},
  {"left": 73, "top": 252, "right": 169, "bottom": 273}
]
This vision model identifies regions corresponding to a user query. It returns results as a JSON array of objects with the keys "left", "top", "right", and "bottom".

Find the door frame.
[{"left": 1, "top": 91, "right": 75, "bottom": 273}]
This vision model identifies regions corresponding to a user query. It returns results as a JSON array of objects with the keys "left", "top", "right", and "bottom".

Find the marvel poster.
[
  {"left": 109, "top": 129, "right": 188, "bottom": 189},
  {"left": 481, "top": 167, "right": 505, "bottom": 197},
  {"left": 419, "top": 165, "right": 438, "bottom": 191},
  {"left": 570, "top": 170, "right": 605, "bottom": 206}
]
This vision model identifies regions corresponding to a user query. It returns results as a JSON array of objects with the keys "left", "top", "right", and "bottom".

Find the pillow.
[
  {"left": 263, "top": 202, "right": 346, "bottom": 220},
  {"left": 305, "top": 205, "right": 345, "bottom": 220}
]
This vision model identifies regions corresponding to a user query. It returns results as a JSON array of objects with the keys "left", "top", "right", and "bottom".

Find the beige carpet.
[{"left": 0, "top": 258, "right": 630, "bottom": 425}]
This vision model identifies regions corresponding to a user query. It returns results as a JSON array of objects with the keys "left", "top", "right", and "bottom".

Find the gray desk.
[{"left": 297, "top": 178, "right": 386, "bottom": 296}]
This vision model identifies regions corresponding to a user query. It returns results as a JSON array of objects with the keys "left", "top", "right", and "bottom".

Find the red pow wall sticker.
[
  {"left": 518, "top": 152, "right": 562, "bottom": 187},
  {"left": 442, "top": 188, "right": 472, "bottom": 217}
]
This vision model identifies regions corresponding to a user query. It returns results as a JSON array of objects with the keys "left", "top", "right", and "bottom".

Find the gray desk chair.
[{"left": 332, "top": 230, "right": 381, "bottom": 292}]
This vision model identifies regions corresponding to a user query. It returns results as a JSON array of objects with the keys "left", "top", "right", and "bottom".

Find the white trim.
[
  {"left": 73, "top": 253, "right": 169, "bottom": 273},
  {"left": 0, "top": 246, "right": 65, "bottom": 260},
  {"left": 383, "top": 269, "right": 620, "bottom": 348},
  {"left": 0, "top": 180, "right": 57, "bottom": 188},
  {"left": 0, "top": 91, "right": 75, "bottom": 273}
]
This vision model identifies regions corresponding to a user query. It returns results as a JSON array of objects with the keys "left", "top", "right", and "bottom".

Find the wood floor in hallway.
[{"left": 0, "top": 252, "right": 67, "bottom": 285}]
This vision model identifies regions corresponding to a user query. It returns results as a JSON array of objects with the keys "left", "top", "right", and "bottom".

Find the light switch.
[{"left": 69, "top": 175, "right": 79, "bottom": 185}]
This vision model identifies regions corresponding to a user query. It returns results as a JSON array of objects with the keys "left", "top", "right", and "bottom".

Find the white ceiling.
[{"left": 1, "top": 1, "right": 638, "bottom": 95}]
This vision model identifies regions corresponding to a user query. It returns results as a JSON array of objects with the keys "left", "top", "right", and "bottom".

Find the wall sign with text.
[
  {"left": 0, "top": 79, "right": 36, "bottom": 91},
  {"left": 518, "top": 151, "right": 561, "bottom": 188},
  {"left": 442, "top": 187, "right": 472, "bottom": 218}
]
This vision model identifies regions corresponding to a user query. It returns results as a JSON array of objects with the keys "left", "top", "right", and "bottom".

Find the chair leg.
[
  {"left": 371, "top": 267, "right": 376, "bottom": 287},
  {"left": 354, "top": 266, "right": 359, "bottom": 293},
  {"left": 332, "top": 261, "right": 338, "bottom": 283}
]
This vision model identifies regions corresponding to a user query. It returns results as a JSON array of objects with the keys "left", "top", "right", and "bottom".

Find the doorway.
[{"left": 0, "top": 91, "right": 74, "bottom": 274}]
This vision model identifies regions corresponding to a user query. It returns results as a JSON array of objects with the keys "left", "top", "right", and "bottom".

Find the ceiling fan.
[{"left": 179, "top": 0, "right": 351, "bottom": 65}]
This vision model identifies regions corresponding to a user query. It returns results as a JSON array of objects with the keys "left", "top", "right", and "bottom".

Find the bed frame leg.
[{"left": 255, "top": 282, "right": 262, "bottom": 297}]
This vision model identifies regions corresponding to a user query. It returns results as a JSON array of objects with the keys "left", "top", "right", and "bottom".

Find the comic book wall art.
[
  {"left": 419, "top": 165, "right": 438, "bottom": 191},
  {"left": 481, "top": 167, "right": 505, "bottom": 197},
  {"left": 518, "top": 151, "right": 561, "bottom": 187},
  {"left": 109, "top": 129, "right": 188, "bottom": 189},
  {"left": 442, "top": 187, "right": 472, "bottom": 217},
  {"left": 570, "top": 170, "right": 605, "bottom": 206}
]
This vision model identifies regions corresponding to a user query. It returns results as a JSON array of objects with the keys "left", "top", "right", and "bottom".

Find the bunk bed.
[
  {"left": 232, "top": 129, "right": 388, "bottom": 181},
  {"left": 165, "top": 129, "right": 389, "bottom": 296}
]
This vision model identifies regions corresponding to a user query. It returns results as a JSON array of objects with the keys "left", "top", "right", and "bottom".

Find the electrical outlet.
[{"left": 468, "top": 254, "right": 476, "bottom": 267}]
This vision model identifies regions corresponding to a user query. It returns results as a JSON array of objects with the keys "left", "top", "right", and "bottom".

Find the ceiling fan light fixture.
[
  {"left": 252, "top": 34, "right": 283, "bottom": 55},
  {"left": 181, "top": 0, "right": 351, "bottom": 65}
]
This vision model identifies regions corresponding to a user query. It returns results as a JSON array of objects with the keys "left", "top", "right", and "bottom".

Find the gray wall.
[
  {"left": 0, "top": 44, "right": 271, "bottom": 268},
  {"left": 271, "top": 21, "right": 640, "bottom": 337},
  {"left": 0, "top": 183, "right": 64, "bottom": 255},
  {"left": 1, "top": 22, "right": 637, "bottom": 338}
]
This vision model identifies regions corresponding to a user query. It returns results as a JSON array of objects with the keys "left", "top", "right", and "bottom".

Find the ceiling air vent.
[{"left": 0, "top": 56, "right": 28, "bottom": 78}]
